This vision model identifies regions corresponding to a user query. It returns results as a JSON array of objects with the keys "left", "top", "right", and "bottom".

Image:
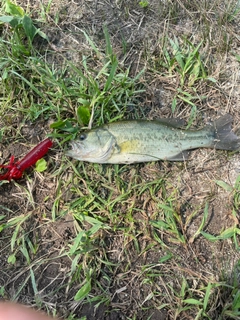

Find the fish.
[{"left": 66, "top": 114, "right": 240, "bottom": 164}]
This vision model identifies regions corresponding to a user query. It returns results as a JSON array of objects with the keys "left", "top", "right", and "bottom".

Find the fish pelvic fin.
[{"left": 211, "top": 114, "right": 240, "bottom": 150}]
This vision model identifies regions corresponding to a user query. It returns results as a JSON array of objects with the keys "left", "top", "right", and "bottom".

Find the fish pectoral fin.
[
  {"left": 167, "top": 150, "right": 190, "bottom": 161},
  {"left": 113, "top": 144, "right": 121, "bottom": 154}
]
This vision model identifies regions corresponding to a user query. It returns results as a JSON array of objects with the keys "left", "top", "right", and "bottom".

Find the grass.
[{"left": 0, "top": 0, "right": 240, "bottom": 319}]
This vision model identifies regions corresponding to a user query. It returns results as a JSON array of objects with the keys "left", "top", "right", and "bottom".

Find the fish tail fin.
[{"left": 211, "top": 114, "right": 240, "bottom": 150}]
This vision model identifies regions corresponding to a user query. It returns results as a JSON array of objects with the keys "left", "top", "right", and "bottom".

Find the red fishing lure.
[{"left": 0, "top": 138, "right": 53, "bottom": 181}]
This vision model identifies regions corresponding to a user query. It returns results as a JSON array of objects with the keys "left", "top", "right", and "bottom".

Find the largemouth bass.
[{"left": 66, "top": 114, "right": 240, "bottom": 164}]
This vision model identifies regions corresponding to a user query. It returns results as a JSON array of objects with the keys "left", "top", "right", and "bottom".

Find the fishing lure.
[{"left": 0, "top": 138, "right": 53, "bottom": 181}]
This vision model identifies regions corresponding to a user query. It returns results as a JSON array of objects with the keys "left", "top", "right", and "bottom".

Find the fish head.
[{"left": 66, "top": 128, "right": 116, "bottom": 163}]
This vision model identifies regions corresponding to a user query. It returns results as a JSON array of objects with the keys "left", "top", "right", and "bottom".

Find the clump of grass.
[
  {"left": 201, "top": 176, "right": 240, "bottom": 250},
  {"left": 0, "top": 2, "right": 145, "bottom": 135},
  {"left": 146, "top": 0, "right": 240, "bottom": 124},
  {"left": 0, "top": 0, "right": 48, "bottom": 55},
  {"left": 161, "top": 37, "right": 208, "bottom": 88},
  {"left": 219, "top": 260, "right": 240, "bottom": 319},
  {"left": 149, "top": 35, "right": 216, "bottom": 123},
  {"left": 50, "top": 27, "right": 145, "bottom": 142}
]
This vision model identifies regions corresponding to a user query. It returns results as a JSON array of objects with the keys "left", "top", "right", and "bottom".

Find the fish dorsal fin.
[{"left": 154, "top": 118, "right": 186, "bottom": 128}]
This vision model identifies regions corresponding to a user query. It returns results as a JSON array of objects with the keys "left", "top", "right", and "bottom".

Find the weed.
[
  {"left": 150, "top": 35, "right": 216, "bottom": 121},
  {"left": 162, "top": 37, "right": 207, "bottom": 88},
  {"left": 201, "top": 176, "right": 240, "bottom": 249},
  {"left": 0, "top": 0, "right": 48, "bottom": 55},
  {"left": 1, "top": 16, "right": 144, "bottom": 130},
  {"left": 139, "top": 1, "right": 149, "bottom": 8},
  {"left": 220, "top": 260, "right": 240, "bottom": 318},
  {"left": 149, "top": 185, "right": 187, "bottom": 245}
]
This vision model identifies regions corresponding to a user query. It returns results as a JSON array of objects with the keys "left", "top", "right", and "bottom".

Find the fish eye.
[{"left": 79, "top": 133, "right": 87, "bottom": 141}]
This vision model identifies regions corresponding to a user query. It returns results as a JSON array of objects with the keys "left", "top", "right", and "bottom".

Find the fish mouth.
[
  {"left": 65, "top": 141, "right": 82, "bottom": 157},
  {"left": 65, "top": 135, "right": 116, "bottom": 163}
]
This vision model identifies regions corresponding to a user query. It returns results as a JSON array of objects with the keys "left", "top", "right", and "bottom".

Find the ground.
[{"left": 0, "top": 0, "right": 240, "bottom": 319}]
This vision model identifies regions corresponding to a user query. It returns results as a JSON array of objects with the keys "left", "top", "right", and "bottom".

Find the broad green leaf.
[
  {"left": 184, "top": 41, "right": 202, "bottom": 72},
  {"left": 9, "top": 16, "right": 21, "bottom": 28},
  {"left": 140, "top": 1, "right": 149, "bottom": 8},
  {"left": 5, "top": 0, "right": 24, "bottom": 16},
  {"left": 37, "top": 29, "right": 49, "bottom": 41},
  {"left": 74, "top": 281, "right": 91, "bottom": 301},
  {"left": 35, "top": 158, "right": 47, "bottom": 172},
  {"left": 0, "top": 15, "right": 15, "bottom": 23},
  {"left": 178, "top": 95, "right": 196, "bottom": 106},
  {"left": 51, "top": 119, "right": 78, "bottom": 134},
  {"left": 8, "top": 213, "right": 31, "bottom": 250},
  {"left": 80, "top": 215, "right": 104, "bottom": 225},
  {"left": 2, "top": 68, "right": 8, "bottom": 80},
  {"left": 8, "top": 254, "right": 16, "bottom": 264},
  {"left": 77, "top": 106, "right": 90, "bottom": 125},
  {"left": 11, "top": 224, "right": 21, "bottom": 251},
  {"left": 0, "top": 15, "right": 20, "bottom": 27},
  {"left": 22, "top": 15, "right": 38, "bottom": 41}
]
